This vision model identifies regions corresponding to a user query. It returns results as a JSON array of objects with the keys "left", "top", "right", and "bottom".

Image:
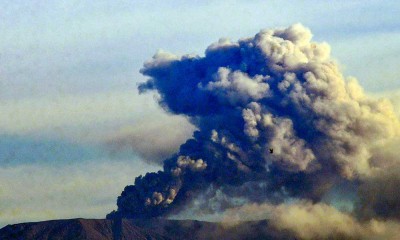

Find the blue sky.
[{"left": 0, "top": 0, "right": 399, "bottom": 227}]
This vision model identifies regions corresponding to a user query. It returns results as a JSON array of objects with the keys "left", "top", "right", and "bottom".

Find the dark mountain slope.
[
  {"left": 0, "top": 218, "right": 290, "bottom": 240},
  {"left": 0, "top": 218, "right": 169, "bottom": 240}
]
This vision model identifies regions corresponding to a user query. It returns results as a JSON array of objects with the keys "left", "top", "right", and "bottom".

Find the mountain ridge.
[{"left": 0, "top": 218, "right": 286, "bottom": 240}]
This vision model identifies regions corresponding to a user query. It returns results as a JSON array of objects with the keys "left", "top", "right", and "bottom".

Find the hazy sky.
[{"left": 1, "top": 0, "right": 399, "bottom": 227}]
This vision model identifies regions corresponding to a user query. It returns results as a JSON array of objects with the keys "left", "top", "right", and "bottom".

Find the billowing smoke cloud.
[
  {"left": 222, "top": 201, "right": 400, "bottom": 240},
  {"left": 109, "top": 23, "right": 400, "bottom": 238}
]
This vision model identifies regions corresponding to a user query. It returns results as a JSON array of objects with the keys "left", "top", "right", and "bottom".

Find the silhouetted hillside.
[{"left": 0, "top": 218, "right": 289, "bottom": 240}]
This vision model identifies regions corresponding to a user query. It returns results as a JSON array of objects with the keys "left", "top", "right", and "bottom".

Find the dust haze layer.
[{"left": 109, "top": 24, "right": 400, "bottom": 239}]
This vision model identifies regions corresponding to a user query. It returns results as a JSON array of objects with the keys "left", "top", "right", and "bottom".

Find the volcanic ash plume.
[{"left": 108, "top": 23, "right": 400, "bottom": 230}]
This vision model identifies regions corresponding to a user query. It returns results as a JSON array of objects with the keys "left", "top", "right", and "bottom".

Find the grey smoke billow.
[
  {"left": 108, "top": 23, "right": 400, "bottom": 232},
  {"left": 222, "top": 201, "right": 400, "bottom": 240}
]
